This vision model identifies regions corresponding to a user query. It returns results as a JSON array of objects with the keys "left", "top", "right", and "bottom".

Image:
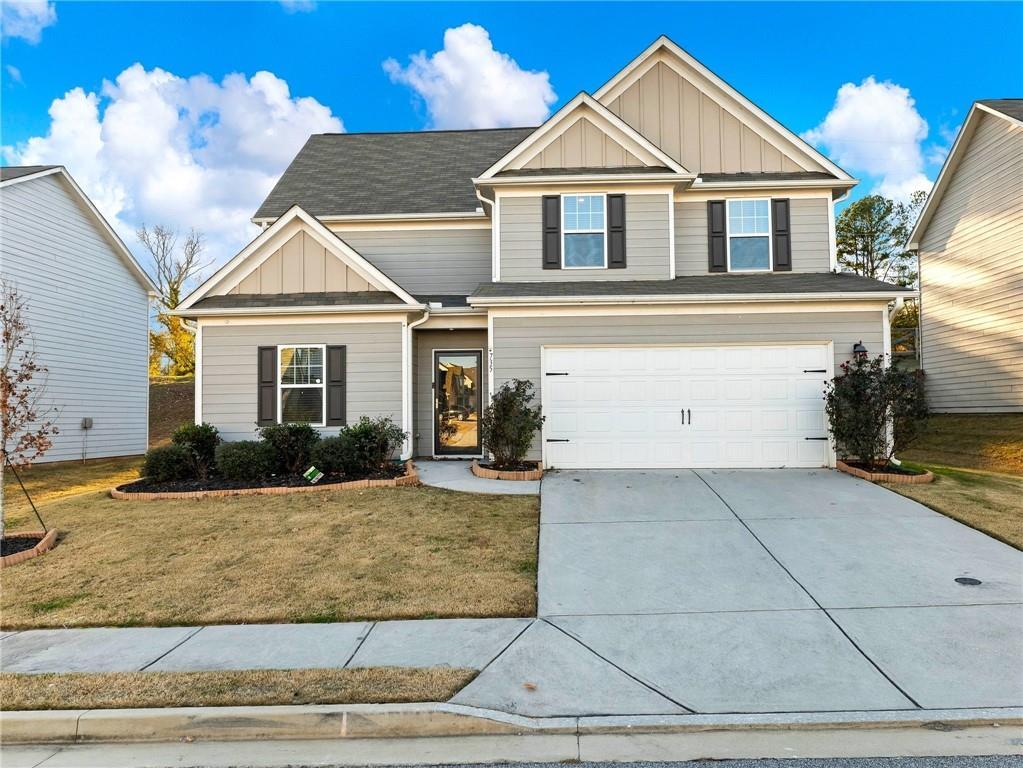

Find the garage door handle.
[
  {"left": 803, "top": 369, "right": 827, "bottom": 373},
  {"left": 805, "top": 437, "right": 829, "bottom": 441},
  {"left": 545, "top": 372, "right": 570, "bottom": 376},
  {"left": 546, "top": 438, "right": 570, "bottom": 443}
]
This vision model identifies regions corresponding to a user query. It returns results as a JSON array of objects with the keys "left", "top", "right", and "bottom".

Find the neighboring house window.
[
  {"left": 278, "top": 345, "right": 326, "bottom": 425},
  {"left": 727, "top": 199, "right": 772, "bottom": 271},
  {"left": 562, "top": 194, "right": 607, "bottom": 268}
]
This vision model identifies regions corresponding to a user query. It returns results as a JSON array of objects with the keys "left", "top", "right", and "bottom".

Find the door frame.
[{"left": 433, "top": 348, "right": 484, "bottom": 457}]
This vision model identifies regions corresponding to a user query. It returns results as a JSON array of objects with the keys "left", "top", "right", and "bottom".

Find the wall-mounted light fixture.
[{"left": 852, "top": 341, "right": 869, "bottom": 359}]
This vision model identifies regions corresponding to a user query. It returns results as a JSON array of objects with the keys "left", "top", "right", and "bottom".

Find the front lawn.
[
  {"left": 899, "top": 414, "right": 1023, "bottom": 476},
  {"left": 1, "top": 460, "right": 539, "bottom": 629}
]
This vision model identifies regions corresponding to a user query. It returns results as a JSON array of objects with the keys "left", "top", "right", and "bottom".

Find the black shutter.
[
  {"left": 326, "top": 345, "right": 346, "bottom": 426},
  {"left": 707, "top": 200, "right": 727, "bottom": 273},
  {"left": 607, "top": 194, "right": 627, "bottom": 269},
  {"left": 772, "top": 198, "right": 792, "bottom": 271},
  {"left": 542, "top": 195, "right": 561, "bottom": 270},
  {"left": 257, "top": 346, "right": 277, "bottom": 425}
]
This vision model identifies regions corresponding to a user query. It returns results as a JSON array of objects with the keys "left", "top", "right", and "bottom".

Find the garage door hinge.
[
  {"left": 545, "top": 372, "right": 570, "bottom": 376},
  {"left": 546, "top": 438, "right": 570, "bottom": 443}
]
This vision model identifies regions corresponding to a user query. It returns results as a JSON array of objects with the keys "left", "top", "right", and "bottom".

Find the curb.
[
  {"left": 0, "top": 529, "right": 59, "bottom": 570},
  {"left": 837, "top": 460, "right": 935, "bottom": 484},
  {"left": 110, "top": 461, "right": 419, "bottom": 501},
  {"left": 470, "top": 460, "right": 543, "bottom": 482},
  {"left": 2, "top": 702, "right": 1019, "bottom": 745}
]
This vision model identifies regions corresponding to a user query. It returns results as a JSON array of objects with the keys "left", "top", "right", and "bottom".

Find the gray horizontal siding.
[
  {"left": 0, "top": 173, "right": 150, "bottom": 462},
  {"left": 338, "top": 228, "right": 492, "bottom": 295},
  {"left": 500, "top": 194, "right": 670, "bottom": 281},
  {"left": 675, "top": 197, "right": 832, "bottom": 275},
  {"left": 201, "top": 322, "right": 403, "bottom": 441},
  {"left": 414, "top": 329, "right": 487, "bottom": 457},
  {"left": 492, "top": 311, "right": 882, "bottom": 459}
]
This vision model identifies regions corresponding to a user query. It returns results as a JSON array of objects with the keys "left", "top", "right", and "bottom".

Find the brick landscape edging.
[
  {"left": 0, "top": 528, "right": 59, "bottom": 569},
  {"left": 470, "top": 459, "right": 543, "bottom": 482},
  {"left": 836, "top": 460, "right": 934, "bottom": 485},
  {"left": 110, "top": 460, "right": 419, "bottom": 501}
]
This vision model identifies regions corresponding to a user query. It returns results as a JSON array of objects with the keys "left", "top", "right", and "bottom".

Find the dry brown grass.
[
  {"left": 885, "top": 466, "right": 1023, "bottom": 550},
  {"left": 0, "top": 667, "right": 474, "bottom": 710},
  {"left": 2, "top": 461, "right": 539, "bottom": 629},
  {"left": 149, "top": 377, "right": 195, "bottom": 447},
  {"left": 900, "top": 414, "right": 1023, "bottom": 476}
]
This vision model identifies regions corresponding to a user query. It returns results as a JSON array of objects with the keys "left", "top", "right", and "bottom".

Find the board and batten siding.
[
  {"left": 674, "top": 197, "right": 832, "bottom": 275},
  {"left": 499, "top": 194, "right": 670, "bottom": 281},
  {"left": 918, "top": 111, "right": 1023, "bottom": 412},
  {"left": 413, "top": 329, "right": 487, "bottom": 457},
  {"left": 491, "top": 310, "right": 883, "bottom": 460},
  {"left": 201, "top": 322, "right": 403, "bottom": 441},
  {"left": 0, "top": 173, "right": 149, "bottom": 462},
  {"left": 336, "top": 228, "right": 492, "bottom": 295}
]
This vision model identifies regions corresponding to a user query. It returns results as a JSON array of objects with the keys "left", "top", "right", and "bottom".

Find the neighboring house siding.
[
  {"left": 491, "top": 310, "right": 883, "bottom": 459},
  {"left": 919, "top": 112, "right": 1023, "bottom": 412},
  {"left": 674, "top": 197, "right": 832, "bottom": 275},
  {"left": 338, "top": 228, "right": 492, "bottom": 295},
  {"left": 604, "top": 59, "right": 816, "bottom": 174},
  {"left": 201, "top": 322, "right": 403, "bottom": 441},
  {"left": 499, "top": 194, "right": 670, "bottom": 281},
  {"left": 0, "top": 174, "right": 149, "bottom": 462},
  {"left": 413, "top": 329, "right": 487, "bottom": 456}
]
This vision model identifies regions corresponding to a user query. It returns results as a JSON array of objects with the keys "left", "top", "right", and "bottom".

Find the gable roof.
[
  {"left": 594, "top": 36, "right": 854, "bottom": 182},
  {"left": 179, "top": 205, "right": 421, "bottom": 311},
  {"left": 0, "top": 165, "right": 158, "bottom": 294},
  {"left": 476, "top": 93, "right": 691, "bottom": 180},
  {"left": 907, "top": 99, "right": 1023, "bottom": 250},
  {"left": 253, "top": 128, "right": 534, "bottom": 221}
]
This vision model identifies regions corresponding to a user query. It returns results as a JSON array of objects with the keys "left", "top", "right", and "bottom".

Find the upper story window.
[
  {"left": 279, "top": 345, "right": 325, "bottom": 425},
  {"left": 727, "top": 199, "right": 772, "bottom": 272},
  {"left": 562, "top": 194, "right": 606, "bottom": 268}
]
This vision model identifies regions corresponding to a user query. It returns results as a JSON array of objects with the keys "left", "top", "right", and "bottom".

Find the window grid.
[
  {"left": 561, "top": 193, "right": 607, "bottom": 269},
  {"left": 278, "top": 345, "right": 326, "bottom": 426},
  {"left": 726, "top": 198, "right": 772, "bottom": 272}
]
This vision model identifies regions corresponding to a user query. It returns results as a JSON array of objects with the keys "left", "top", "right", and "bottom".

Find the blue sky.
[{"left": 2, "top": 1, "right": 1021, "bottom": 266}]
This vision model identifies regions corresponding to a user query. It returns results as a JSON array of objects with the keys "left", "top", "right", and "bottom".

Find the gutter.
[
  {"left": 469, "top": 291, "right": 918, "bottom": 308},
  {"left": 170, "top": 304, "right": 427, "bottom": 318},
  {"left": 474, "top": 173, "right": 695, "bottom": 187}
]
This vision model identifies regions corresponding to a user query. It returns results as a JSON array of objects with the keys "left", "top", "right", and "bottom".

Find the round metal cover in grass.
[{"left": 955, "top": 577, "right": 982, "bottom": 586}]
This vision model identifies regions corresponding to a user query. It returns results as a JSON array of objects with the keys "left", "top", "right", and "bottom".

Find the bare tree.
[
  {"left": 1, "top": 279, "right": 58, "bottom": 540},
  {"left": 137, "top": 225, "right": 210, "bottom": 375}
]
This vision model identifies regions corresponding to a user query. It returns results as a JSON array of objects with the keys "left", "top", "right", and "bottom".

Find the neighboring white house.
[
  {"left": 0, "top": 165, "right": 158, "bottom": 462},
  {"left": 907, "top": 100, "right": 1023, "bottom": 413}
]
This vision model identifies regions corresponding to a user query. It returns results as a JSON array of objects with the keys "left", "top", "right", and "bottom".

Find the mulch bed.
[
  {"left": 471, "top": 460, "right": 543, "bottom": 482},
  {"left": 837, "top": 460, "right": 934, "bottom": 485},
  {"left": 118, "top": 464, "right": 406, "bottom": 494},
  {"left": 1, "top": 535, "right": 42, "bottom": 558},
  {"left": 0, "top": 530, "right": 59, "bottom": 569}
]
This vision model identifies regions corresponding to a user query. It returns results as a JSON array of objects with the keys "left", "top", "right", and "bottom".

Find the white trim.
[
  {"left": 539, "top": 343, "right": 547, "bottom": 468},
  {"left": 194, "top": 321, "right": 204, "bottom": 424},
  {"left": 480, "top": 172, "right": 693, "bottom": 186},
  {"left": 487, "top": 300, "right": 892, "bottom": 319},
  {"left": 882, "top": 308, "right": 893, "bottom": 361},
  {"left": 197, "top": 312, "right": 415, "bottom": 326},
  {"left": 826, "top": 339, "right": 837, "bottom": 468},
  {"left": 593, "top": 37, "right": 853, "bottom": 181},
  {"left": 175, "top": 304, "right": 421, "bottom": 317},
  {"left": 827, "top": 197, "right": 839, "bottom": 272},
  {"left": 277, "top": 344, "right": 327, "bottom": 427},
  {"left": 667, "top": 191, "right": 676, "bottom": 278},
  {"left": 1, "top": 166, "right": 159, "bottom": 295},
  {"left": 470, "top": 291, "right": 914, "bottom": 309},
  {"left": 179, "top": 205, "right": 419, "bottom": 311},
  {"left": 419, "top": 313, "right": 487, "bottom": 330},
  {"left": 691, "top": 178, "right": 857, "bottom": 193},
  {"left": 680, "top": 188, "right": 837, "bottom": 203},
  {"left": 497, "top": 182, "right": 678, "bottom": 197},
  {"left": 907, "top": 102, "right": 1022, "bottom": 250},
  {"left": 430, "top": 347, "right": 485, "bottom": 459},
  {"left": 561, "top": 192, "right": 608, "bottom": 270},
  {"left": 477, "top": 93, "right": 691, "bottom": 180},
  {"left": 487, "top": 312, "right": 495, "bottom": 399},
  {"left": 401, "top": 317, "right": 410, "bottom": 458},
  {"left": 327, "top": 219, "right": 492, "bottom": 232},
  {"left": 725, "top": 198, "right": 773, "bottom": 273},
  {"left": 493, "top": 193, "right": 502, "bottom": 281}
]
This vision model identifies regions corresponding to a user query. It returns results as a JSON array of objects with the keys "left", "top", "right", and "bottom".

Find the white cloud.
[
  {"left": 6, "top": 64, "right": 23, "bottom": 84},
  {"left": 384, "top": 23, "right": 556, "bottom": 129},
  {"left": 803, "top": 77, "right": 933, "bottom": 201},
  {"left": 3, "top": 64, "right": 343, "bottom": 270},
  {"left": 279, "top": 0, "right": 316, "bottom": 13},
  {"left": 1, "top": 1, "right": 56, "bottom": 44}
]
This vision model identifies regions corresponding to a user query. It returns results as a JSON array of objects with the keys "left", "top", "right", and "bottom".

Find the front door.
[{"left": 434, "top": 350, "right": 482, "bottom": 456}]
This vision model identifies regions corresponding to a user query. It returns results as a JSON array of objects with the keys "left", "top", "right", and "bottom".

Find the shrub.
[
  {"left": 171, "top": 422, "right": 221, "bottom": 479},
  {"left": 479, "top": 380, "right": 545, "bottom": 469},
  {"left": 215, "top": 440, "right": 275, "bottom": 481},
  {"left": 309, "top": 436, "right": 348, "bottom": 475},
  {"left": 825, "top": 354, "right": 928, "bottom": 470},
  {"left": 336, "top": 417, "right": 407, "bottom": 477},
  {"left": 257, "top": 423, "right": 320, "bottom": 474},
  {"left": 142, "top": 444, "right": 195, "bottom": 483}
]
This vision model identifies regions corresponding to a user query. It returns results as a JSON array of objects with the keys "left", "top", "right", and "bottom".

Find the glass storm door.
[{"left": 434, "top": 350, "right": 482, "bottom": 455}]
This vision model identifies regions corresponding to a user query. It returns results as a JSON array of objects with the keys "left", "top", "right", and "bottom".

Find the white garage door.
[{"left": 542, "top": 344, "right": 832, "bottom": 469}]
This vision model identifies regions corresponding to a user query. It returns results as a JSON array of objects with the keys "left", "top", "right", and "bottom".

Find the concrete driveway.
[{"left": 453, "top": 469, "right": 1023, "bottom": 717}]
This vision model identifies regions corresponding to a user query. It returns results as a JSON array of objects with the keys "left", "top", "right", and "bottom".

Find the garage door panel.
[{"left": 542, "top": 344, "right": 831, "bottom": 469}]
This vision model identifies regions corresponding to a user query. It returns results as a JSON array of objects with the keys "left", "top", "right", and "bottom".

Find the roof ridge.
[{"left": 310, "top": 126, "right": 538, "bottom": 138}]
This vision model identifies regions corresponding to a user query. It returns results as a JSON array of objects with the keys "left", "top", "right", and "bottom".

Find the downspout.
[{"left": 403, "top": 308, "right": 431, "bottom": 460}]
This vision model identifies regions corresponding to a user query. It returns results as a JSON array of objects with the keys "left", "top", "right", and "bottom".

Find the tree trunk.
[{"left": 1, "top": 458, "right": 6, "bottom": 541}]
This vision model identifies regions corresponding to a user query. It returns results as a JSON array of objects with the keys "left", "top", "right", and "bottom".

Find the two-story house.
[{"left": 177, "top": 37, "right": 913, "bottom": 469}]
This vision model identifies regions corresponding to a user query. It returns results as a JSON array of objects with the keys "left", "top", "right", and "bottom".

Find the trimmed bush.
[
  {"left": 257, "top": 423, "right": 320, "bottom": 475},
  {"left": 309, "top": 436, "right": 348, "bottom": 476},
  {"left": 141, "top": 444, "right": 195, "bottom": 482},
  {"left": 338, "top": 417, "right": 407, "bottom": 477},
  {"left": 479, "top": 380, "right": 545, "bottom": 469},
  {"left": 215, "top": 440, "right": 276, "bottom": 481},
  {"left": 171, "top": 422, "right": 221, "bottom": 479}
]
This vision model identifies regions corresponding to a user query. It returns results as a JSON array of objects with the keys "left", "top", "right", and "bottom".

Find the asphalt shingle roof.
[
  {"left": 470, "top": 272, "right": 910, "bottom": 300},
  {"left": 254, "top": 128, "right": 536, "bottom": 219},
  {"left": 191, "top": 291, "right": 405, "bottom": 310},
  {"left": 0, "top": 165, "right": 59, "bottom": 182},
  {"left": 978, "top": 99, "right": 1023, "bottom": 122}
]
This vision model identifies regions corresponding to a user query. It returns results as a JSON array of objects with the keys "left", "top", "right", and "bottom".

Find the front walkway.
[
  {"left": 415, "top": 459, "right": 539, "bottom": 495},
  {"left": 3, "top": 469, "right": 1021, "bottom": 720}
]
